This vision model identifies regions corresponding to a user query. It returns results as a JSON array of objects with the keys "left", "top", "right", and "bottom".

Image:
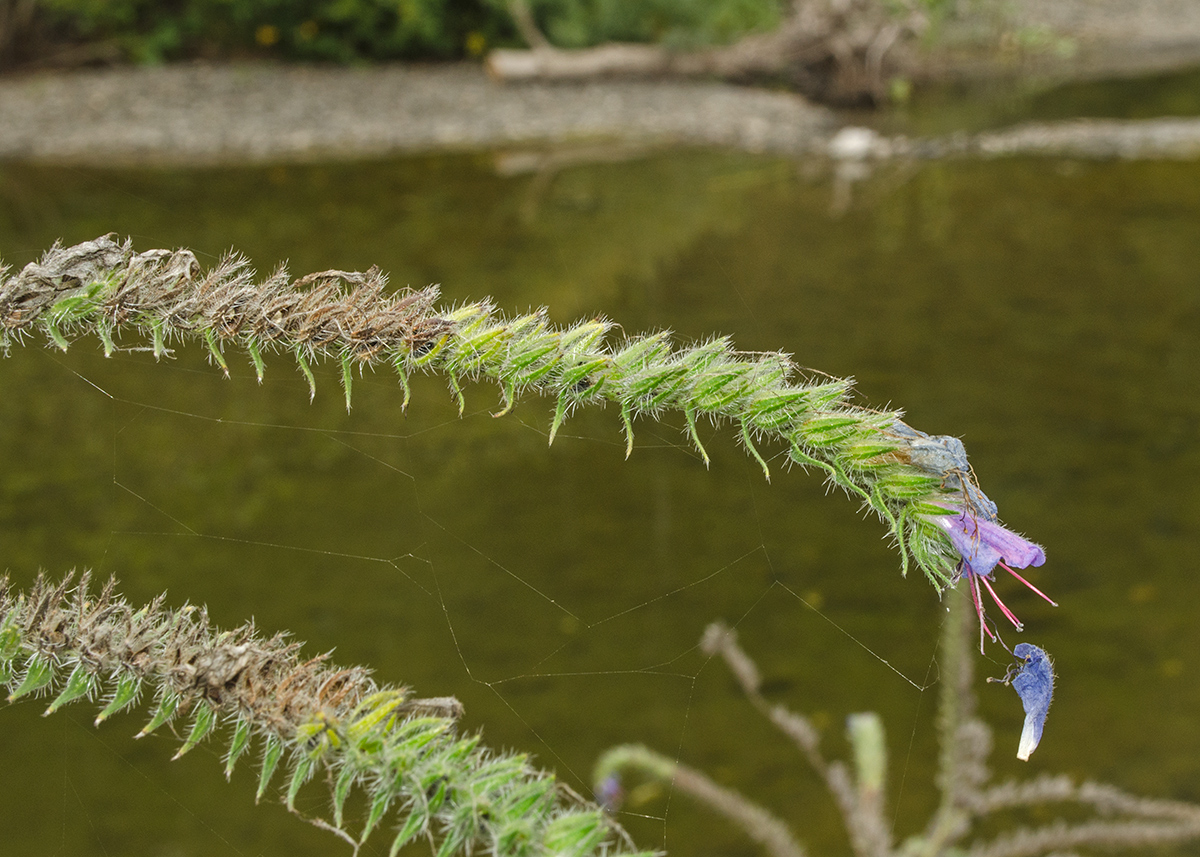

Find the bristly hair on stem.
[
  {"left": 0, "top": 572, "right": 653, "bottom": 857},
  {"left": 1, "top": 235, "right": 1018, "bottom": 595}
]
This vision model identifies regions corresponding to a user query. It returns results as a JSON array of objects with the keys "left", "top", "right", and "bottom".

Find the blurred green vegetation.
[
  {"left": 506, "top": 0, "right": 782, "bottom": 50},
  {"left": 4, "top": 0, "right": 784, "bottom": 67},
  {"left": 884, "top": 64, "right": 1200, "bottom": 136}
]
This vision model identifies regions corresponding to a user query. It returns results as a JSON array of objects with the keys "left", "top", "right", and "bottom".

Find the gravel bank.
[
  {"left": 828, "top": 117, "right": 1200, "bottom": 161},
  {"left": 4, "top": 0, "right": 1200, "bottom": 169},
  {"left": 0, "top": 62, "right": 833, "bottom": 165},
  {"left": 5, "top": 60, "right": 1200, "bottom": 166},
  {"left": 1009, "top": 0, "right": 1200, "bottom": 77}
]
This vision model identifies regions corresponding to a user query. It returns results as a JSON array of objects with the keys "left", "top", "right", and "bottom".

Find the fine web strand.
[
  {"left": 891, "top": 643, "right": 942, "bottom": 841},
  {"left": 67, "top": 710, "right": 251, "bottom": 856},
  {"left": 774, "top": 581, "right": 934, "bottom": 692}
]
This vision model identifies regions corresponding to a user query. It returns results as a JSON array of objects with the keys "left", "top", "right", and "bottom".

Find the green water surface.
[{"left": 1, "top": 141, "right": 1198, "bottom": 857}]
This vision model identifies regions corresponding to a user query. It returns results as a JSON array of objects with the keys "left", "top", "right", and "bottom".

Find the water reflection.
[{"left": 1, "top": 148, "right": 1198, "bottom": 856}]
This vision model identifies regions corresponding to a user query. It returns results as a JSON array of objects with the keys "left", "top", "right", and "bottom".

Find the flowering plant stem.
[
  {"left": 0, "top": 235, "right": 1009, "bottom": 593},
  {"left": 0, "top": 572, "right": 651, "bottom": 857}
]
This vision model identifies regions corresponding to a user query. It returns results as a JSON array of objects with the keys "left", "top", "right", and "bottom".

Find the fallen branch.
[{"left": 486, "top": 0, "right": 928, "bottom": 104}]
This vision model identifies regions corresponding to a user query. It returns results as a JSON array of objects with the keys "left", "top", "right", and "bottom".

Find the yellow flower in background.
[
  {"left": 255, "top": 24, "right": 280, "bottom": 47},
  {"left": 465, "top": 31, "right": 487, "bottom": 56}
]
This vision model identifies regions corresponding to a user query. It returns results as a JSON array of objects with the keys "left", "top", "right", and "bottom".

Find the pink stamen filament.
[
  {"left": 999, "top": 561, "right": 1059, "bottom": 607},
  {"left": 968, "top": 572, "right": 997, "bottom": 653},
  {"left": 978, "top": 573, "right": 1024, "bottom": 631}
]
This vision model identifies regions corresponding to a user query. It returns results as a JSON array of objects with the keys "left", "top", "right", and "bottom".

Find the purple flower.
[
  {"left": 595, "top": 774, "right": 623, "bottom": 811},
  {"left": 930, "top": 506, "right": 1056, "bottom": 652}
]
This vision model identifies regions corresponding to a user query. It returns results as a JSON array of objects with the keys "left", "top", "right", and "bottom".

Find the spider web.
[
  {"left": 0, "top": 157, "right": 971, "bottom": 857},
  {"left": 9, "top": 145, "right": 1200, "bottom": 857},
  {"left": 0, "top": 321, "right": 946, "bottom": 857}
]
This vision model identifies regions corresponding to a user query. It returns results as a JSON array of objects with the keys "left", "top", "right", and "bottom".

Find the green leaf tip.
[
  {"left": 286, "top": 755, "right": 316, "bottom": 811},
  {"left": 137, "top": 690, "right": 180, "bottom": 738},
  {"left": 620, "top": 406, "right": 635, "bottom": 459},
  {"left": 173, "top": 702, "right": 218, "bottom": 759},
  {"left": 95, "top": 672, "right": 141, "bottom": 726},
  {"left": 388, "top": 809, "right": 427, "bottom": 856},
  {"left": 9, "top": 655, "right": 54, "bottom": 701},
  {"left": 448, "top": 373, "right": 466, "bottom": 416},
  {"left": 97, "top": 321, "right": 116, "bottom": 357},
  {"left": 332, "top": 764, "right": 357, "bottom": 828},
  {"left": 225, "top": 716, "right": 253, "bottom": 780},
  {"left": 44, "top": 663, "right": 95, "bottom": 716},
  {"left": 295, "top": 349, "right": 317, "bottom": 402},
  {"left": 204, "top": 328, "right": 230, "bottom": 378},
  {"left": 151, "top": 319, "right": 167, "bottom": 360},
  {"left": 43, "top": 317, "right": 70, "bottom": 352},
  {"left": 247, "top": 340, "right": 266, "bottom": 384},
  {"left": 685, "top": 407, "right": 710, "bottom": 468},
  {"left": 256, "top": 734, "right": 284, "bottom": 803},
  {"left": 741, "top": 422, "right": 771, "bottom": 482},
  {"left": 548, "top": 393, "right": 570, "bottom": 447},
  {"left": 392, "top": 352, "right": 413, "bottom": 411}
]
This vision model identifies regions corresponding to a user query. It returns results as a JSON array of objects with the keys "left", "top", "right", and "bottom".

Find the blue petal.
[{"left": 1011, "top": 643, "right": 1054, "bottom": 761}]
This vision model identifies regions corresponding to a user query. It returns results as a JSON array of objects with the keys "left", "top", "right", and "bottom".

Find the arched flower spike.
[{"left": 929, "top": 506, "right": 1056, "bottom": 652}]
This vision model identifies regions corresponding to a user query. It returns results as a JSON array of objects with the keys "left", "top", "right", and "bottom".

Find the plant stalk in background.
[{"left": 594, "top": 592, "right": 1200, "bottom": 857}]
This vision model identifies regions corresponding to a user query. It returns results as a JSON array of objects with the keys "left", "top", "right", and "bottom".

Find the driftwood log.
[{"left": 486, "top": 0, "right": 926, "bottom": 105}]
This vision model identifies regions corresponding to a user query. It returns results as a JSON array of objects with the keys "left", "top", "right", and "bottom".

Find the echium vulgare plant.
[
  {"left": 0, "top": 235, "right": 1053, "bottom": 645},
  {"left": 0, "top": 571, "right": 652, "bottom": 857},
  {"left": 0, "top": 235, "right": 1071, "bottom": 855}
]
